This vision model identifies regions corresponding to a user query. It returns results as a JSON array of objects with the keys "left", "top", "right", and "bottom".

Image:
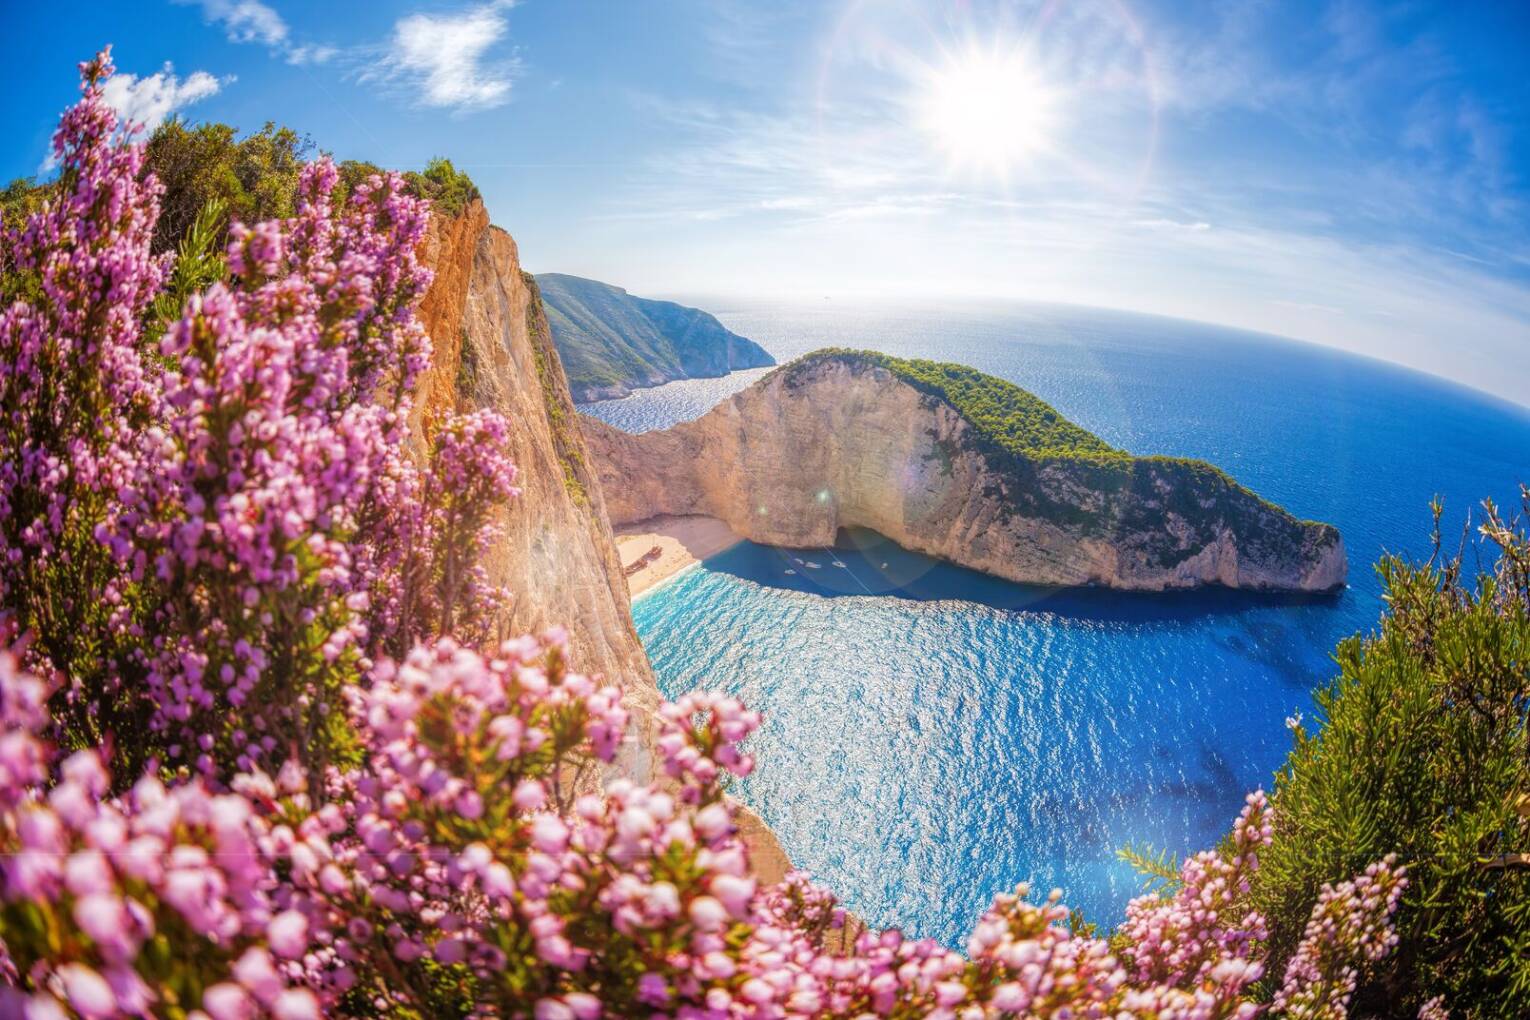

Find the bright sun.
[{"left": 918, "top": 46, "right": 1058, "bottom": 176}]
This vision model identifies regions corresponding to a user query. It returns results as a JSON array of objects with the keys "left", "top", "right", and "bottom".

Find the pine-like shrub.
[{"left": 1254, "top": 494, "right": 1530, "bottom": 1017}]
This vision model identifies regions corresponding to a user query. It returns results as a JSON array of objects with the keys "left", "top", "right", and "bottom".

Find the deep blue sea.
[{"left": 579, "top": 301, "right": 1530, "bottom": 944}]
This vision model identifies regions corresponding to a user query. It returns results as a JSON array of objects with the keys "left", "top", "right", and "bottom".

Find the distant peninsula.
[
  {"left": 581, "top": 349, "right": 1347, "bottom": 593},
  {"left": 535, "top": 273, "right": 775, "bottom": 401}
]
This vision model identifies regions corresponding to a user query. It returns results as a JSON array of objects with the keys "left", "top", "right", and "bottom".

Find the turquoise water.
[{"left": 582, "top": 301, "right": 1530, "bottom": 943}]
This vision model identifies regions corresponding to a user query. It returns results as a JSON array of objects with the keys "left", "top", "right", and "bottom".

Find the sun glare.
[{"left": 918, "top": 46, "right": 1058, "bottom": 176}]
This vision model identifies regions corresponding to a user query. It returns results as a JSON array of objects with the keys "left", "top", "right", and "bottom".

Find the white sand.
[{"left": 615, "top": 514, "right": 744, "bottom": 597}]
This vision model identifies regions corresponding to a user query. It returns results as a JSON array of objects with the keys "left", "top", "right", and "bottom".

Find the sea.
[{"left": 577, "top": 300, "right": 1530, "bottom": 944}]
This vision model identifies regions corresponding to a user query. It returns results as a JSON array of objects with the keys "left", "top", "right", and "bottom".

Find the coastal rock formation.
[
  {"left": 537, "top": 273, "right": 775, "bottom": 401},
  {"left": 413, "top": 204, "right": 793, "bottom": 876},
  {"left": 412, "top": 201, "right": 653, "bottom": 701},
  {"left": 582, "top": 350, "right": 1347, "bottom": 593}
]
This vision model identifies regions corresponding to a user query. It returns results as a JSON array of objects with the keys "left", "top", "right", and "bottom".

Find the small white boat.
[
  {"left": 832, "top": 559, "right": 847, "bottom": 568},
  {"left": 804, "top": 561, "right": 821, "bottom": 569},
  {"left": 784, "top": 568, "right": 796, "bottom": 575}
]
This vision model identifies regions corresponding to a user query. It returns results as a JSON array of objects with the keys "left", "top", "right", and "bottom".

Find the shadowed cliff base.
[
  {"left": 583, "top": 349, "right": 1347, "bottom": 594},
  {"left": 700, "top": 527, "right": 1345, "bottom": 623}
]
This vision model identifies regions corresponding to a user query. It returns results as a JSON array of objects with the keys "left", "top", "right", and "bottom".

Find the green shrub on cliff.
[
  {"left": 144, "top": 118, "right": 311, "bottom": 254},
  {"left": 1251, "top": 492, "right": 1530, "bottom": 1016},
  {"left": 407, "top": 156, "right": 480, "bottom": 217},
  {"left": 783, "top": 348, "right": 1121, "bottom": 461}
]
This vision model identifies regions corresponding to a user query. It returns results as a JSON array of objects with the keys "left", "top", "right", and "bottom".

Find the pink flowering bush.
[{"left": 0, "top": 51, "right": 1425, "bottom": 1018}]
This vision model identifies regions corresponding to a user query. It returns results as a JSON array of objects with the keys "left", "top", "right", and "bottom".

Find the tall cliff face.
[
  {"left": 411, "top": 204, "right": 794, "bottom": 876},
  {"left": 411, "top": 201, "right": 654, "bottom": 706},
  {"left": 582, "top": 353, "right": 1347, "bottom": 593}
]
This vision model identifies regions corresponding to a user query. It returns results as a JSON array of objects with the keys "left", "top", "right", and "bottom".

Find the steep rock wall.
[
  {"left": 412, "top": 201, "right": 654, "bottom": 714},
  {"left": 582, "top": 357, "right": 1347, "bottom": 593},
  {"left": 412, "top": 203, "right": 792, "bottom": 875}
]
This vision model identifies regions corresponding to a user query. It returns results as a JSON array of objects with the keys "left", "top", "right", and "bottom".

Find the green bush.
[
  {"left": 342, "top": 156, "right": 480, "bottom": 218},
  {"left": 145, "top": 118, "right": 312, "bottom": 254},
  {"left": 4, "top": 118, "right": 482, "bottom": 266},
  {"left": 1253, "top": 492, "right": 1530, "bottom": 1017},
  {"left": 405, "top": 157, "right": 480, "bottom": 218}
]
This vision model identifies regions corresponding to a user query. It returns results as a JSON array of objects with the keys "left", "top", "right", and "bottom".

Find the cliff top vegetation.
[
  {"left": 780, "top": 348, "right": 1121, "bottom": 461},
  {"left": 0, "top": 117, "right": 481, "bottom": 257}
]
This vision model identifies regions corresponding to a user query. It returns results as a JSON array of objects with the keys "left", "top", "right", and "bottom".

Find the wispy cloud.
[
  {"left": 367, "top": 1, "right": 521, "bottom": 112},
  {"left": 284, "top": 43, "right": 339, "bottom": 67},
  {"left": 1135, "top": 218, "right": 1212, "bottom": 232},
  {"left": 177, "top": 0, "right": 336, "bottom": 65},
  {"left": 41, "top": 63, "right": 229, "bottom": 173}
]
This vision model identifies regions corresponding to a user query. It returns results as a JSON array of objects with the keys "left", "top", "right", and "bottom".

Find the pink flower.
[
  {"left": 57, "top": 965, "right": 115, "bottom": 1019},
  {"left": 201, "top": 983, "right": 255, "bottom": 1020},
  {"left": 530, "top": 814, "right": 569, "bottom": 854},
  {"left": 271, "top": 989, "right": 322, "bottom": 1020},
  {"left": 512, "top": 778, "right": 546, "bottom": 812},
  {"left": 710, "top": 873, "right": 756, "bottom": 917},
  {"left": 688, "top": 895, "right": 728, "bottom": 931},
  {"left": 267, "top": 909, "right": 309, "bottom": 958}
]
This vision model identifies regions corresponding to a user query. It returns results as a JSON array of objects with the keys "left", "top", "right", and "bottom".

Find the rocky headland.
[
  {"left": 581, "top": 349, "right": 1347, "bottom": 593},
  {"left": 537, "top": 273, "right": 775, "bottom": 401}
]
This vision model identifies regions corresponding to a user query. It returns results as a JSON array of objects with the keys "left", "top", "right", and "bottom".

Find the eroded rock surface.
[{"left": 413, "top": 200, "right": 654, "bottom": 712}]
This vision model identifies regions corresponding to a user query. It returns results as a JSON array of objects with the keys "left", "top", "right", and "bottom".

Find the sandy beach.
[{"left": 615, "top": 514, "right": 744, "bottom": 597}]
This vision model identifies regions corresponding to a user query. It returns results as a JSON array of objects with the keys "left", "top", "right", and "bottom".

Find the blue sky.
[{"left": 3, "top": 1, "right": 1529, "bottom": 404}]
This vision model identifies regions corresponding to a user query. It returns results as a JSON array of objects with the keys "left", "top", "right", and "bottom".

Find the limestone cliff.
[
  {"left": 411, "top": 200, "right": 654, "bottom": 709},
  {"left": 582, "top": 350, "right": 1347, "bottom": 593},
  {"left": 411, "top": 203, "right": 792, "bottom": 875}
]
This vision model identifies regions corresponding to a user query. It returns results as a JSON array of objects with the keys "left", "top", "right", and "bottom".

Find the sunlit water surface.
[{"left": 580, "top": 301, "right": 1530, "bottom": 942}]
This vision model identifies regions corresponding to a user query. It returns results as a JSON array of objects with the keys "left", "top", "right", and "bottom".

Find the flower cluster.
[
  {"left": 1272, "top": 856, "right": 1408, "bottom": 1020},
  {"left": 0, "top": 51, "right": 1424, "bottom": 1020},
  {"left": 1117, "top": 791, "right": 1275, "bottom": 1012},
  {"left": 0, "top": 48, "right": 170, "bottom": 750},
  {"left": 367, "top": 409, "right": 520, "bottom": 656},
  {"left": 0, "top": 47, "right": 520, "bottom": 781},
  {"left": 0, "top": 648, "right": 320, "bottom": 1019},
  {"left": 102, "top": 150, "right": 442, "bottom": 778}
]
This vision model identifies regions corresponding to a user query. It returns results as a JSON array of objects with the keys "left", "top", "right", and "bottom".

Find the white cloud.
[
  {"left": 40, "top": 63, "right": 228, "bottom": 173},
  {"left": 178, "top": 0, "right": 335, "bottom": 65},
  {"left": 101, "top": 64, "right": 228, "bottom": 133},
  {"left": 182, "top": 0, "right": 288, "bottom": 46},
  {"left": 371, "top": 2, "right": 520, "bottom": 111},
  {"left": 285, "top": 44, "right": 338, "bottom": 67},
  {"left": 1135, "top": 218, "right": 1212, "bottom": 232}
]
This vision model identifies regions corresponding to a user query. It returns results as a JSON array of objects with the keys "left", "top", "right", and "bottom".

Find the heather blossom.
[{"left": 0, "top": 50, "right": 1425, "bottom": 1019}]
